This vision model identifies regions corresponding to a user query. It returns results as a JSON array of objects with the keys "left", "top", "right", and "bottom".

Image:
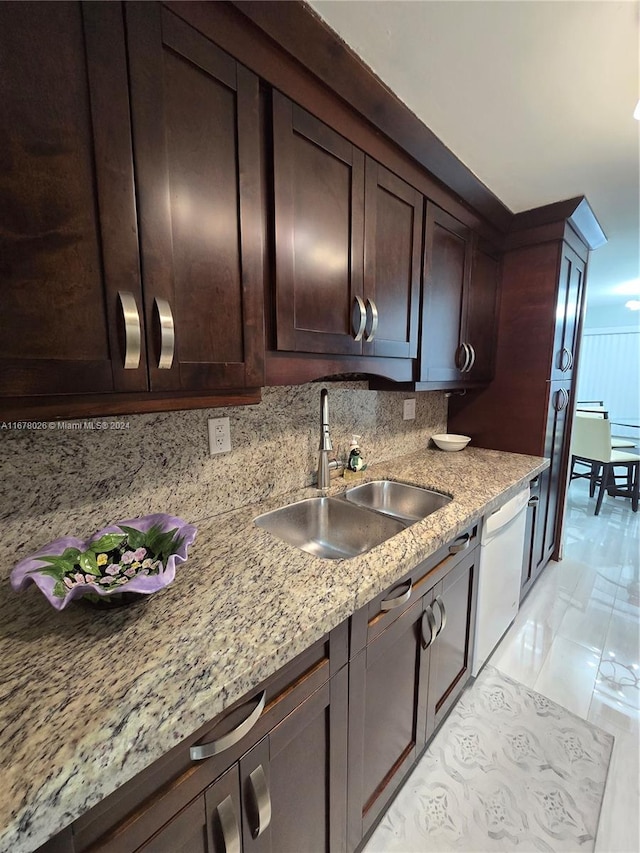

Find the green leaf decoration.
[
  {"left": 37, "top": 555, "right": 76, "bottom": 574},
  {"left": 37, "top": 566, "right": 68, "bottom": 580},
  {"left": 78, "top": 550, "right": 100, "bottom": 576},
  {"left": 53, "top": 580, "right": 67, "bottom": 597},
  {"left": 62, "top": 547, "right": 81, "bottom": 562},
  {"left": 117, "top": 524, "right": 146, "bottom": 550},
  {"left": 88, "top": 533, "right": 126, "bottom": 553}
]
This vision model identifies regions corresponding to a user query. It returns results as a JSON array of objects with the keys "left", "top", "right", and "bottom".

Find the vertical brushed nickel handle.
[
  {"left": 555, "top": 388, "right": 569, "bottom": 412},
  {"left": 433, "top": 595, "right": 447, "bottom": 638},
  {"left": 455, "top": 343, "right": 470, "bottom": 372},
  {"left": 560, "top": 347, "right": 571, "bottom": 372},
  {"left": 381, "top": 580, "right": 412, "bottom": 611},
  {"left": 365, "top": 297, "right": 379, "bottom": 342},
  {"left": 421, "top": 605, "right": 437, "bottom": 650},
  {"left": 248, "top": 764, "right": 271, "bottom": 838},
  {"left": 352, "top": 295, "right": 366, "bottom": 341},
  {"left": 449, "top": 532, "right": 470, "bottom": 554},
  {"left": 567, "top": 349, "right": 574, "bottom": 370},
  {"left": 466, "top": 343, "right": 476, "bottom": 373},
  {"left": 216, "top": 795, "right": 241, "bottom": 853},
  {"left": 118, "top": 291, "right": 141, "bottom": 369},
  {"left": 154, "top": 297, "right": 175, "bottom": 369},
  {"left": 190, "top": 691, "right": 266, "bottom": 760}
]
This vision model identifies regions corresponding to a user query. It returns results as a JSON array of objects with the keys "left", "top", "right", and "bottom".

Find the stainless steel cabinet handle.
[
  {"left": 455, "top": 343, "right": 470, "bottom": 372},
  {"left": 352, "top": 295, "right": 366, "bottom": 341},
  {"left": 528, "top": 496, "right": 540, "bottom": 507},
  {"left": 421, "top": 605, "right": 437, "bottom": 650},
  {"left": 433, "top": 595, "right": 447, "bottom": 638},
  {"left": 216, "top": 795, "right": 241, "bottom": 853},
  {"left": 365, "top": 297, "right": 379, "bottom": 342},
  {"left": 555, "top": 388, "right": 569, "bottom": 412},
  {"left": 466, "top": 343, "right": 476, "bottom": 373},
  {"left": 560, "top": 347, "right": 571, "bottom": 372},
  {"left": 118, "top": 291, "right": 141, "bottom": 370},
  {"left": 248, "top": 764, "right": 272, "bottom": 839},
  {"left": 567, "top": 349, "right": 574, "bottom": 370},
  {"left": 381, "top": 580, "right": 412, "bottom": 611},
  {"left": 449, "top": 533, "right": 470, "bottom": 554},
  {"left": 154, "top": 296, "right": 175, "bottom": 369},
  {"left": 190, "top": 691, "right": 266, "bottom": 760}
]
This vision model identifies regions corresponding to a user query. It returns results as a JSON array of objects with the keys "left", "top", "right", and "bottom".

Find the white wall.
[{"left": 577, "top": 327, "right": 640, "bottom": 437}]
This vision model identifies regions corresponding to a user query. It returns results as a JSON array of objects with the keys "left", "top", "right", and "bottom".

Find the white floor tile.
[
  {"left": 533, "top": 636, "right": 601, "bottom": 718},
  {"left": 593, "top": 724, "right": 640, "bottom": 853}
]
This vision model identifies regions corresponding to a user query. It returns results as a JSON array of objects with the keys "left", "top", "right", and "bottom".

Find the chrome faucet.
[{"left": 317, "top": 388, "right": 334, "bottom": 490}]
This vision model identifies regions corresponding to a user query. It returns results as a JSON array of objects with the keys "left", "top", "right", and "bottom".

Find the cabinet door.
[
  {"left": 139, "top": 795, "right": 208, "bottom": 853},
  {"left": 241, "top": 669, "right": 348, "bottom": 853},
  {"left": 125, "top": 4, "right": 265, "bottom": 392},
  {"left": 464, "top": 243, "right": 500, "bottom": 383},
  {"left": 205, "top": 766, "right": 243, "bottom": 853},
  {"left": 420, "top": 203, "right": 472, "bottom": 382},
  {"left": 362, "top": 160, "right": 422, "bottom": 358},
  {"left": 426, "top": 547, "right": 478, "bottom": 737},
  {"left": 551, "top": 246, "right": 585, "bottom": 380},
  {"left": 0, "top": 1, "right": 146, "bottom": 399},
  {"left": 347, "top": 595, "right": 432, "bottom": 850},
  {"left": 534, "top": 380, "right": 571, "bottom": 568},
  {"left": 520, "top": 477, "right": 541, "bottom": 602},
  {"left": 272, "top": 92, "right": 365, "bottom": 356}
]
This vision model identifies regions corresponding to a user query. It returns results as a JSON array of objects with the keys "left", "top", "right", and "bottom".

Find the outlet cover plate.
[
  {"left": 208, "top": 417, "right": 231, "bottom": 455},
  {"left": 403, "top": 399, "right": 416, "bottom": 420}
]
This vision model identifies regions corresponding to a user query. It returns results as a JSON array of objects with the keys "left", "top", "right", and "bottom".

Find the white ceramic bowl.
[{"left": 431, "top": 433, "right": 471, "bottom": 452}]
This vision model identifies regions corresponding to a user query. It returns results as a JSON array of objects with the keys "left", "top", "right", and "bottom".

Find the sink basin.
[
  {"left": 343, "top": 480, "right": 451, "bottom": 524},
  {"left": 254, "top": 496, "right": 405, "bottom": 560}
]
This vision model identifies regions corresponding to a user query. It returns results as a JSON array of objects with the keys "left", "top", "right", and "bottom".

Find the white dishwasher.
[{"left": 472, "top": 487, "right": 530, "bottom": 677}]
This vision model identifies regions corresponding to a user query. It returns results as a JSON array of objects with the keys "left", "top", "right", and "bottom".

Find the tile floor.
[
  {"left": 365, "top": 475, "right": 639, "bottom": 852},
  {"left": 490, "top": 477, "right": 639, "bottom": 852}
]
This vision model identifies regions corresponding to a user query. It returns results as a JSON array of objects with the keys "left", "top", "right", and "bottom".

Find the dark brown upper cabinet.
[
  {"left": 550, "top": 245, "right": 584, "bottom": 381},
  {"left": 272, "top": 91, "right": 421, "bottom": 360},
  {"left": 0, "top": 2, "right": 146, "bottom": 399},
  {"left": 418, "top": 203, "right": 499, "bottom": 388},
  {"left": 125, "top": 3, "right": 265, "bottom": 392}
]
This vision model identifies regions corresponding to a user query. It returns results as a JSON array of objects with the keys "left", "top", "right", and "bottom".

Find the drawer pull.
[
  {"left": 118, "top": 291, "right": 141, "bottom": 370},
  {"left": 380, "top": 580, "right": 412, "bottom": 611},
  {"left": 421, "top": 605, "right": 437, "bottom": 650},
  {"left": 528, "top": 496, "right": 540, "bottom": 507},
  {"left": 216, "top": 795, "right": 241, "bottom": 853},
  {"left": 248, "top": 763, "right": 272, "bottom": 838},
  {"left": 433, "top": 596, "right": 447, "bottom": 638},
  {"left": 190, "top": 690, "right": 266, "bottom": 760},
  {"left": 455, "top": 342, "right": 470, "bottom": 373},
  {"left": 560, "top": 346, "right": 572, "bottom": 372},
  {"left": 449, "top": 533, "right": 470, "bottom": 554},
  {"left": 154, "top": 296, "right": 175, "bottom": 369}
]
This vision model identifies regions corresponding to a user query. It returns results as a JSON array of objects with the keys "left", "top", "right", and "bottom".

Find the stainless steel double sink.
[{"left": 254, "top": 480, "right": 451, "bottom": 560}]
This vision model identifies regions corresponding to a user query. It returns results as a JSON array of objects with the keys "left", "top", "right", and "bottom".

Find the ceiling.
[{"left": 309, "top": 0, "right": 640, "bottom": 328}]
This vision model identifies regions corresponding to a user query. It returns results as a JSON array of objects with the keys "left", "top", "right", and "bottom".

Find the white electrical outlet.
[
  {"left": 403, "top": 399, "right": 416, "bottom": 420},
  {"left": 208, "top": 417, "right": 231, "bottom": 455}
]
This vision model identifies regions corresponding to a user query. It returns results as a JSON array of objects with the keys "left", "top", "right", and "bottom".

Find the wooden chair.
[{"left": 570, "top": 414, "right": 639, "bottom": 515}]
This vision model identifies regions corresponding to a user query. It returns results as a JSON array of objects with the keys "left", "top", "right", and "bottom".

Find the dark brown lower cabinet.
[
  {"left": 347, "top": 594, "right": 433, "bottom": 850},
  {"left": 426, "top": 548, "right": 478, "bottom": 737},
  {"left": 347, "top": 541, "right": 479, "bottom": 852}
]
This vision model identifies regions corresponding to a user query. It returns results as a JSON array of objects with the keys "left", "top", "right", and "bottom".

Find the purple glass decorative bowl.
[{"left": 10, "top": 514, "right": 197, "bottom": 611}]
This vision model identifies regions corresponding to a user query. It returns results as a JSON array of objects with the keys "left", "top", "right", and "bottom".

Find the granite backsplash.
[{"left": 1, "top": 383, "right": 447, "bottom": 580}]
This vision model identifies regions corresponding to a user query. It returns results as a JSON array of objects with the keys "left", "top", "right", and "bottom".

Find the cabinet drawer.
[
  {"left": 72, "top": 623, "right": 347, "bottom": 852},
  {"left": 350, "top": 523, "right": 478, "bottom": 655}
]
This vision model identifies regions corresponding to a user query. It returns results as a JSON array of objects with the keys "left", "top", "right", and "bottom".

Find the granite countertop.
[{"left": 0, "top": 447, "right": 548, "bottom": 853}]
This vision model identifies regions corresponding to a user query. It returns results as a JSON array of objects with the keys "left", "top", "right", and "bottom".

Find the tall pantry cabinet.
[{"left": 448, "top": 198, "right": 606, "bottom": 595}]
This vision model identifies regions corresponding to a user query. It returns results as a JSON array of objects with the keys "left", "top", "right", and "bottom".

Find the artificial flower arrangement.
[{"left": 11, "top": 514, "right": 197, "bottom": 610}]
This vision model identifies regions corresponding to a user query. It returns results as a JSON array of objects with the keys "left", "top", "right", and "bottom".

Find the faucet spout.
[{"left": 318, "top": 389, "right": 333, "bottom": 489}]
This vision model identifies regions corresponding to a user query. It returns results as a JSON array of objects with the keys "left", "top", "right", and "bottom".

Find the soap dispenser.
[{"left": 347, "top": 435, "right": 366, "bottom": 472}]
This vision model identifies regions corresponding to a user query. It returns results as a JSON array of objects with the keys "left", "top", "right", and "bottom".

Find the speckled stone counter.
[{"left": 0, "top": 447, "right": 547, "bottom": 853}]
